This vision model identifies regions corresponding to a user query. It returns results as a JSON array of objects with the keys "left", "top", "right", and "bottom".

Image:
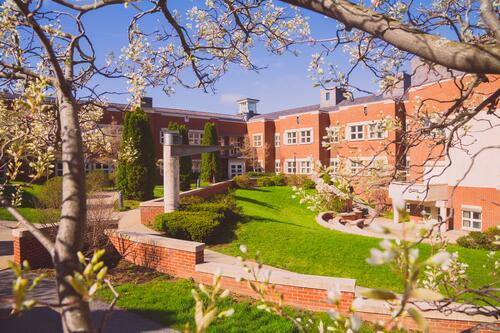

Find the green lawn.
[
  {"left": 0, "top": 207, "right": 59, "bottom": 223},
  {"left": 99, "top": 277, "right": 383, "bottom": 333},
  {"left": 211, "top": 186, "right": 497, "bottom": 292},
  {"left": 99, "top": 278, "right": 298, "bottom": 333}
]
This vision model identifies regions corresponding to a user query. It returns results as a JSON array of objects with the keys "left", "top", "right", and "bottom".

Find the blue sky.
[{"left": 83, "top": 1, "right": 379, "bottom": 115}]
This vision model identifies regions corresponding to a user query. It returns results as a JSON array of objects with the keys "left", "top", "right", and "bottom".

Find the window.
[
  {"left": 349, "top": 125, "right": 364, "bottom": 140},
  {"left": 405, "top": 203, "right": 411, "bottom": 213},
  {"left": 300, "top": 160, "right": 312, "bottom": 174},
  {"left": 349, "top": 160, "right": 363, "bottom": 175},
  {"left": 94, "top": 162, "right": 113, "bottom": 173},
  {"left": 286, "top": 161, "right": 297, "bottom": 174},
  {"left": 275, "top": 133, "right": 280, "bottom": 147},
  {"left": 330, "top": 127, "right": 340, "bottom": 143},
  {"left": 286, "top": 131, "right": 297, "bottom": 145},
  {"left": 369, "top": 123, "right": 385, "bottom": 139},
  {"left": 188, "top": 130, "right": 203, "bottom": 145},
  {"left": 325, "top": 92, "right": 330, "bottom": 101},
  {"left": 85, "top": 163, "right": 92, "bottom": 174},
  {"left": 229, "top": 162, "right": 244, "bottom": 178},
  {"left": 219, "top": 137, "right": 226, "bottom": 156},
  {"left": 252, "top": 134, "right": 263, "bottom": 147},
  {"left": 192, "top": 160, "right": 201, "bottom": 173},
  {"left": 462, "top": 209, "right": 482, "bottom": 230},
  {"left": 275, "top": 160, "right": 281, "bottom": 173},
  {"left": 229, "top": 136, "right": 241, "bottom": 156},
  {"left": 330, "top": 158, "right": 339, "bottom": 173},
  {"left": 300, "top": 129, "right": 312, "bottom": 144}
]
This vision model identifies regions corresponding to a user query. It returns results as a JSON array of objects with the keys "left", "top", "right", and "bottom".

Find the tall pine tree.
[
  {"left": 167, "top": 122, "right": 192, "bottom": 190},
  {"left": 200, "top": 122, "right": 221, "bottom": 183},
  {"left": 116, "top": 107, "right": 156, "bottom": 200}
]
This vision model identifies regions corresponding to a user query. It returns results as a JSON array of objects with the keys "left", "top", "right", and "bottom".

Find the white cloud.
[{"left": 219, "top": 93, "right": 242, "bottom": 105}]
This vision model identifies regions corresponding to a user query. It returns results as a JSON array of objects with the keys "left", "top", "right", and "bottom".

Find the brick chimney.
[{"left": 320, "top": 87, "right": 346, "bottom": 108}]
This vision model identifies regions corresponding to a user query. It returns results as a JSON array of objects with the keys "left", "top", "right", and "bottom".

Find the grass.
[
  {"left": 99, "top": 278, "right": 298, "bottom": 333},
  {"left": 0, "top": 207, "right": 59, "bottom": 223},
  {"left": 99, "top": 277, "right": 383, "bottom": 333},
  {"left": 211, "top": 186, "right": 497, "bottom": 292},
  {"left": 382, "top": 210, "right": 410, "bottom": 222}
]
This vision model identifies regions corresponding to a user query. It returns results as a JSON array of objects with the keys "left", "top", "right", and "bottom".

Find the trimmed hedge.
[
  {"left": 153, "top": 194, "right": 241, "bottom": 243},
  {"left": 233, "top": 174, "right": 253, "bottom": 188}
]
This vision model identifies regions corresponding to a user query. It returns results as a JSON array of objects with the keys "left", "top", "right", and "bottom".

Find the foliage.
[
  {"left": 256, "top": 176, "right": 274, "bottom": 187},
  {"left": 9, "top": 260, "right": 46, "bottom": 315},
  {"left": 246, "top": 172, "right": 274, "bottom": 178},
  {"left": 155, "top": 194, "right": 241, "bottom": 242},
  {"left": 286, "top": 175, "right": 315, "bottom": 189},
  {"left": 270, "top": 173, "right": 287, "bottom": 186},
  {"left": 86, "top": 170, "right": 112, "bottom": 193},
  {"left": 154, "top": 210, "right": 222, "bottom": 242},
  {"left": 201, "top": 123, "right": 221, "bottom": 183},
  {"left": 37, "top": 177, "right": 63, "bottom": 209},
  {"left": 168, "top": 122, "right": 192, "bottom": 191},
  {"left": 233, "top": 175, "right": 253, "bottom": 189},
  {"left": 116, "top": 108, "right": 156, "bottom": 200},
  {"left": 456, "top": 228, "right": 500, "bottom": 251}
]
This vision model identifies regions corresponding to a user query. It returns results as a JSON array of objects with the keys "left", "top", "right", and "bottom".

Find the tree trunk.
[{"left": 55, "top": 93, "right": 93, "bottom": 333}]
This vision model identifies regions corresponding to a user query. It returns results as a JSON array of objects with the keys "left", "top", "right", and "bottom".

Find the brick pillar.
[{"left": 12, "top": 227, "right": 54, "bottom": 268}]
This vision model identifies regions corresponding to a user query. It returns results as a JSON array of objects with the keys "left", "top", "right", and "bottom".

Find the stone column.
[{"left": 164, "top": 153, "right": 180, "bottom": 213}]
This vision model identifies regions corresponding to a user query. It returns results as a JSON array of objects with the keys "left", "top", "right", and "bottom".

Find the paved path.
[
  {"left": 117, "top": 208, "right": 161, "bottom": 234},
  {"left": 0, "top": 270, "right": 178, "bottom": 333},
  {"left": 0, "top": 220, "right": 16, "bottom": 270}
]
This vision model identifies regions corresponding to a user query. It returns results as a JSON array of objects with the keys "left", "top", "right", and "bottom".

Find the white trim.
[
  {"left": 252, "top": 133, "right": 263, "bottom": 147},
  {"left": 275, "top": 133, "right": 281, "bottom": 147},
  {"left": 298, "top": 127, "right": 314, "bottom": 145},
  {"left": 284, "top": 130, "right": 298, "bottom": 145},
  {"left": 461, "top": 204, "right": 482, "bottom": 212},
  {"left": 275, "top": 159, "right": 281, "bottom": 173}
]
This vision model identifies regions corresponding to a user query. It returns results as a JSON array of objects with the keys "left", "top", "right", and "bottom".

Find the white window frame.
[
  {"left": 255, "top": 160, "right": 264, "bottom": 172},
  {"left": 368, "top": 123, "right": 387, "bottom": 140},
  {"left": 330, "top": 157, "right": 340, "bottom": 174},
  {"left": 275, "top": 133, "right": 280, "bottom": 147},
  {"left": 461, "top": 206, "right": 482, "bottom": 230},
  {"left": 229, "top": 136, "right": 241, "bottom": 156},
  {"left": 349, "top": 159, "right": 363, "bottom": 175},
  {"left": 285, "top": 130, "right": 298, "bottom": 145},
  {"left": 299, "top": 128, "right": 313, "bottom": 144},
  {"left": 330, "top": 126, "right": 340, "bottom": 143},
  {"left": 229, "top": 161, "right": 245, "bottom": 178},
  {"left": 252, "top": 133, "right": 263, "bottom": 147},
  {"left": 299, "top": 160, "right": 312, "bottom": 174},
  {"left": 285, "top": 160, "right": 297, "bottom": 174},
  {"left": 188, "top": 130, "right": 204, "bottom": 145},
  {"left": 159, "top": 128, "right": 166, "bottom": 144},
  {"left": 275, "top": 159, "right": 281, "bottom": 173},
  {"left": 93, "top": 162, "right": 113, "bottom": 173},
  {"left": 348, "top": 124, "right": 365, "bottom": 141}
]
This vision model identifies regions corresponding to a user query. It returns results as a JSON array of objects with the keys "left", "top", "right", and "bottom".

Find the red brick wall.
[
  {"left": 140, "top": 204, "right": 164, "bottom": 225},
  {"left": 13, "top": 227, "right": 56, "bottom": 268},
  {"left": 449, "top": 186, "right": 500, "bottom": 231}
]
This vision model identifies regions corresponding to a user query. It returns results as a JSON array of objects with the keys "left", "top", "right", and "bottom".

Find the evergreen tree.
[
  {"left": 116, "top": 107, "right": 156, "bottom": 200},
  {"left": 200, "top": 122, "right": 221, "bottom": 182},
  {"left": 167, "top": 122, "right": 192, "bottom": 190}
]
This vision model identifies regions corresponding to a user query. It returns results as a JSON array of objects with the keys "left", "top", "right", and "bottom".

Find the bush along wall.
[
  {"left": 153, "top": 194, "right": 241, "bottom": 243},
  {"left": 117, "top": 107, "right": 156, "bottom": 200},
  {"left": 168, "top": 122, "right": 192, "bottom": 191},
  {"left": 200, "top": 122, "right": 221, "bottom": 183}
]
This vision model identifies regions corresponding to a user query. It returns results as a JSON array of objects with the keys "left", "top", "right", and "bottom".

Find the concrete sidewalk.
[
  {"left": 0, "top": 220, "right": 16, "bottom": 270},
  {"left": 0, "top": 270, "right": 178, "bottom": 333}
]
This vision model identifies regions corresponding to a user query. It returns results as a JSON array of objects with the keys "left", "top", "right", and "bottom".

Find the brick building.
[{"left": 1, "top": 62, "right": 498, "bottom": 232}]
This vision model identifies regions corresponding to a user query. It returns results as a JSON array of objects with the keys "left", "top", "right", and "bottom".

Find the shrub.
[
  {"left": 154, "top": 211, "right": 221, "bottom": 242},
  {"left": 86, "top": 170, "right": 112, "bottom": 193},
  {"left": 457, "top": 228, "right": 500, "bottom": 250},
  {"left": 155, "top": 194, "right": 241, "bottom": 242},
  {"left": 180, "top": 174, "right": 191, "bottom": 192},
  {"left": 246, "top": 171, "right": 273, "bottom": 178},
  {"left": 270, "top": 173, "right": 286, "bottom": 186},
  {"left": 201, "top": 122, "right": 221, "bottom": 182},
  {"left": 116, "top": 108, "right": 156, "bottom": 200},
  {"left": 256, "top": 176, "right": 274, "bottom": 187},
  {"left": 38, "top": 176, "right": 63, "bottom": 209},
  {"left": 233, "top": 174, "right": 253, "bottom": 189},
  {"left": 285, "top": 174, "right": 315, "bottom": 189}
]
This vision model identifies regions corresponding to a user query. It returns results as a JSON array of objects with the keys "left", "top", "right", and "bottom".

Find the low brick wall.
[
  {"left": 139, "top": 180, "right": 234, "bottom": 225},
  {"left": 12, "top": 226, "right": 56, "bottom": 268},
  {"left": 106, "top": 229, "right": 498, "bottom": 333}
]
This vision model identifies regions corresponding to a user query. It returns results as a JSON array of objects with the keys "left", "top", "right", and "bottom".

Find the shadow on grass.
[
  {"left": 233, "top": 195, "right": 277, "bottom": 210},
  {"left": 243, "top": 215, "right": 309, "bottom": 229}
]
